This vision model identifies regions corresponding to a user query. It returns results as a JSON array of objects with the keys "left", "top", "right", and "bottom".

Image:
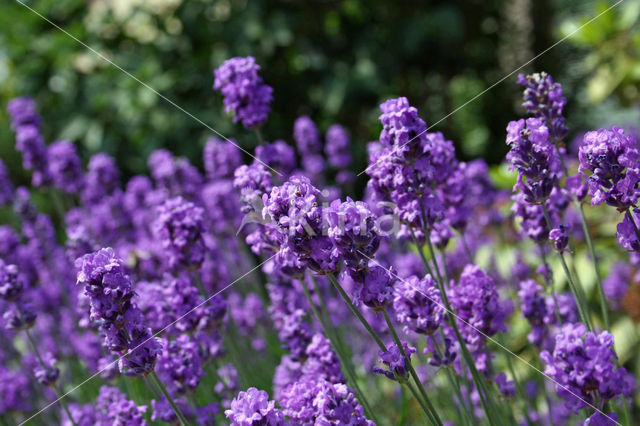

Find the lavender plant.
[{"left": 1, "top": 62, "right": 638, "bottom": 426}]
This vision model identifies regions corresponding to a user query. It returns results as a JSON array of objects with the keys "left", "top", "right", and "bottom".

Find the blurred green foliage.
[{"left": 0, "top": 0, "right": 637, "bottom": 185}]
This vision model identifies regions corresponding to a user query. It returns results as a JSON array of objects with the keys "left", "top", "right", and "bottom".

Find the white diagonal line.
[
  {"left": 357, "top": 0, "right": 626, "bottom": 177},
  {"left": 13, "top": 0, "right": 282, "bottom": 177},
  {"left": 356, "top": 249, "right": 620, "bottom": 425},
  {"left": 19, "top": 253, "right": 276, "bottom": 425}
]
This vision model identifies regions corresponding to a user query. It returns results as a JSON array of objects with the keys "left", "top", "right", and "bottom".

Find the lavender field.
[{"left": 1, "top": 1, "right": 640, "bottom": 425}]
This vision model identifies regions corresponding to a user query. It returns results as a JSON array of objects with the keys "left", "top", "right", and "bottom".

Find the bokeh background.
[{"left": 0, "top": 0, "right": 639, "bottom": 185}]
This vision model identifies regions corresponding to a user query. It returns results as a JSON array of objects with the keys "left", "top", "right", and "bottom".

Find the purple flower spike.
[
  {"left": 154, "top": 196, "right": 205, "bottom": 270},
  {"left": 579, "top": 127, "right": 640, "bottom": 210},
  {"left": 373, "top": 341, "right": 416, "bottom": 381},
  {"left": 0, "top": 260, "right": 23, "bottom": 301},
  {"left": 203, "top": 136, "right": 243, "bottom": 181},
  {"left": 394, "top": 274, "right": 445, "bottom": 335},
  {"left": 7, "top": 97, "right": 41, "bottom": 131},
  {"left": 541, "top": 323, "right": 636, "bottom": 413},
  {"left": 325, "top": 124, "right": 352, "bottom": 169},
  {"left": 225, "top": 387, "right": 284, "bottom": 426},
  {"left": 213, "top": 56, "right": 273, "bottom": 129},
  {"left": 47, "top": 140, "right": 84, "bottom": 194},
  {"left": 0, "top": 159, "right": 14, "bottom": 206},
  {"left": 506, "top": 117, "right": 561, "bottom": 204},
  {"left": 517, "top": 72, "right": 568, "bottom": 141}
]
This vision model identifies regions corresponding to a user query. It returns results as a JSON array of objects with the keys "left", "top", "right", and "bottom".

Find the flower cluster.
[
  {"left": 541, "top": 323, "right": 635, "bottom": 413},
  {"left": 579, "top": 127, "right": 640, "bottom": 210},
  {"left": 518, "top": 72, "right": 568, "bottom": 141},
  {"left": 213, "top": 56, "right": 273, "bottom": 129},
  {"left": 76, "top": 248, "right": 160, "bottom": 376}
]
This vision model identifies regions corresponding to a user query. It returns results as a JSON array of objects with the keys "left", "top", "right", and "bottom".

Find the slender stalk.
[
  {"left": 538, "top": 243, "right": 563, "bottom": 325},
  {"left": 505, "top": 349, "right": 534, "bottom": 426},
  {"left": 326, "top": 273, "right": 386, "bottom": 351},
  {"left": 413, "top": 203, "right": 498, "bottom": 425},
  {"left": 150, "top": 371, "right": 190, "bottom": 426},
  {"left": 300, "top": 278, "right": 380, "bottom": 424},
  {"left": 406, "top": 381, "right": 437, "bottom": 426},
  {"left": 541, "top": 203, "right": 593, "bottom": 331},
  {"left": 459, "top": 231, "right": 474, "bottom": 263},
  {"left": 21, "top": 314, "right": 78, "bottom": 426},
  {"left": 410, "top": 227, "right": 434, "bottom": 277},
  {"left": 255, "top": 128, "right": 265, "bottom": 144},
  {"left": 382, "top": 309, "right": 443, "bottom": 426},
  {"left": 577, "top": 203, "right": 609, "bottom": 329}
]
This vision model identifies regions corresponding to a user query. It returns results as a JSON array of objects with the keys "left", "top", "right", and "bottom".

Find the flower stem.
[
  {"left": 541, "top": 203, "right": 593, "bottom": 331},
  {"left": 149, "top": 371, "right": 190, "bottom": 426},
  {"left": 300, "top": 278, "right": 380, "bottom": 424},
  {"left": 410, "top": 228, "right": 434, "bottom": 277},
  {"left": 255, "top": 128, "right": 265, "bottom": 144},
  {"left": 326, "top": 273, "right": 386, "bottom": 351},
  {"left": 382, "top": 309, "right": 443, "bottom": 426},
  {"left": 23, "top": 328, "right": 78, "bottom": 426},
  {"left": 577, "top": 202, "right": 609, "bottom": 329},
  {"left": 406, "top": 381, "right": 438, "bottom": 426},
  {"left": 413, "top": 200, "right": 499, "bottom": 425},
  {"left": 538, "top": 243, "right": 563, "bottom": 325}
]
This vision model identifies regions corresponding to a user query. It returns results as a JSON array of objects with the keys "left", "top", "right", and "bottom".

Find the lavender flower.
[
  {"left": 0, "top": 260, "right": 22, "bottom": 301},
  {"left": 156, "top": 335, "right": 203, "bottom": 394},
  {"left": 280, "top": 377, "right": 374, "bottom": 425},
  {"left": 450, "top": 265, "right": 508, "bottom": 346},
  {"left": 213, "top": 56, "right": 273, "bottom": 129},
  {"left": 549, "top": 225, "right": 569, "bottom": 251},
  {"left": 603, "top": 262, "right": 631, "bottom": 308},
  {"left": 14, "top": 125, "right": 51, "bottom": 186},
  {"left": 263, "top": 175, "right": 338, "bottom": 274},
  {"left": 82, "top": 153, "right": 120, "bottom": 204},
  {"left": 203, "top": 136, "right": 243, "bottom": 180},
  {"left": 256, "top": 140, "right": 297, "bottom": 177},
  {"left": 325, "top": 124, "right": 352, "bottom": 169},
  {"left": 76, "top": 248, "right": 160, "bottom": 376},
  {"left": 0, "top": 366, "right": 31, "bottom": 414},
  {"left": 7, "top": 96, "right": 41, "bottom": 130},
  {"left": 327, "top": 198, "right": 380, "bottom": 273},
  {"left": 154, "top": 196, "right": 205, "bottom": 270},
  {"left": 0, "top": 159, "right": 14, "bottom": 205},
  {"left": 294, "top": 116, "right": 321, "bottom": 157},
  {"left": 616, "top": 209, "right": 640, "bottom": 252},
  {"left": 394, "top": 274, "right": 445, "bottom": 335},
  {"left": 506, "top": 118, "right": 561, "bottom": 204},
  {"left": 96, "top": 385, "right": 147, "bottom": 425},
  {"left": 33, "top": 352, "right": 60, "bottom": 386},
  {"left": 541, "top": 323, "right": 636, "bottom": 413},
  {"left": 517, "top": 72, "right": 568, "bottom": 141},
  {"left": 357, "top": 266, "right": 395, "bottom": 311},
  {"left": 47, "top": 140, "right": 83, "bottom": 194},
  {"left": 225, "top": 387, "right": 285, "bottom": 426},
  {"left": 373, "top": 341, "right": 416, "bottom": 381},
  {"left": 579, "top": 127, "right": 640, "bottom": 209}
]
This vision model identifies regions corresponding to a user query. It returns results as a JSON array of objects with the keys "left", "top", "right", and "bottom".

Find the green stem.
[
  {"left": 538, "top": 243, "right": 563, "bottom": 325},
  {"left": 541, "top": 203, "right": 593, "bottom": 331},
  {"left": 326, "top": 273, "right": 386, "bottom": 351},
  {"left": 406, "top": 381, "right": 437, "bottom": 426},
  {"left": 410, "top": 227, "right": 434, "bottom": 277},
  {"left": 150, "top": 371, "right": 190, "bottom": 426},
  {"left": 577, "top": 203, "right": 609, "bottom": 329},
  {"left": 412, "top": 207, "right": 498, "bottom": 425},
  {"left": 23, "top": 328, "right": 78, "bottom": 426},
  {"left": 382, "top": 310, "right": 443, "bottom": 426},
  {"left": 300, "top": 278, "right": 380, "bottom": 424},
  {"left": 505, "top": 349, "right": 534, "bottom": 426},
  {"left": 255, "top": 128, "right": 265, "bottom": 144}
]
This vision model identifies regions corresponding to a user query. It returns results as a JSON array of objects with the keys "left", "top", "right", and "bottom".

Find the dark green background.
[{"left": 0, "top": 0, "right": 638, "bottom": 186}]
